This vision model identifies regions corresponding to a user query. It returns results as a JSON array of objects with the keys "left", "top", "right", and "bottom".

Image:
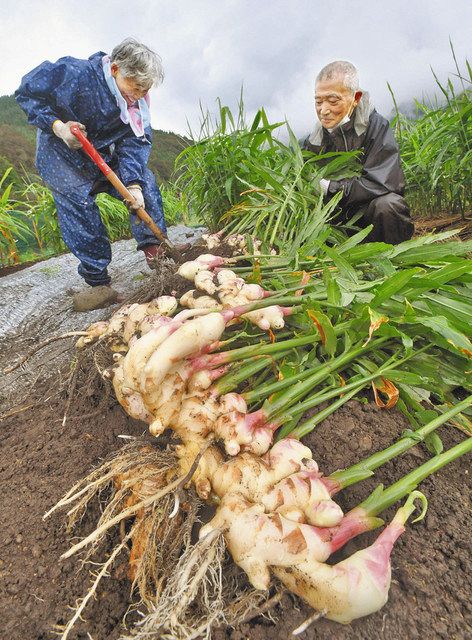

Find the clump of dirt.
[{"left": 179, "top": 240, "right": 236, "bottom": 262}]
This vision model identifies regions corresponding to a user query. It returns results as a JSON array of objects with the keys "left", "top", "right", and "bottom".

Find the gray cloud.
[{"left": 2, "top": 0, "right": 470, "bottom": 137}]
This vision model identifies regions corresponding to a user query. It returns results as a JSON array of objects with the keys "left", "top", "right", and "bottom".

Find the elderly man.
[
  {"left": 302, "top": 61, "right": 414, "bottom": 244},
  {"left": 15, "top": 38, "right": 171, "bottom": 311}
]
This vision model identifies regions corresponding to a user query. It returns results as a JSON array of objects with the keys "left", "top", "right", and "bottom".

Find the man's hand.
[
  {"left": 52, "top": 120, "right": 87, "bottom": 149},
  {"left": 126, "top": 185, "right": 145, "bottom": 211}
]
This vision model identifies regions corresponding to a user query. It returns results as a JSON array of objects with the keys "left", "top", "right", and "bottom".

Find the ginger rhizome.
[{"left": 66, "top": 252, "right": 451, "bottom": 633}]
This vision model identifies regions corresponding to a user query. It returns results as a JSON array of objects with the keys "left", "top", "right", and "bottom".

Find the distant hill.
[{"left": 0, "top": 95, "right": 189, "bottom": 185}]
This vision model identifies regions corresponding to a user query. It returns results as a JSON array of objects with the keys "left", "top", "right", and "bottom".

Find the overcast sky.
[{"left": 1, "top": 0, "right": 470, "bottom": 137}]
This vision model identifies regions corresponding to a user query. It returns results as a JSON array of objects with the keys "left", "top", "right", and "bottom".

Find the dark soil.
[
  {"left": 0, "top": 252, "right": 67, "bottom": 278},
  {"left": 1, "top": 374, "right": 471, "bottom": 640},
  {"left": 180, "top": 239, "right": 236, "bottom": 262},
  {"left": 414, "top": 213, "right": 472, "bottom": 241},
  {"left": 0, "top": 260, "right": 37, "bottom": 277},
  {"left": 214, "top": 400, "right": 472, "bottom": 640},
  {"left": 0, "top": 376, "right": 142, "bottom": 640}
]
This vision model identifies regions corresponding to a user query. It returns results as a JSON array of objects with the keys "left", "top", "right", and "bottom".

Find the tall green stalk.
[{"left": 262, "top": 338, "right": 388, "bottom": 420}]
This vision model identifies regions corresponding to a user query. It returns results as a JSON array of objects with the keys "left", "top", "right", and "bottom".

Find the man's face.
[
  {"left": 111, "top": 63, "right": 150, "bottom": 105},
  {"left": 315, "top": 77, "right": 361, "bottom": 129}
]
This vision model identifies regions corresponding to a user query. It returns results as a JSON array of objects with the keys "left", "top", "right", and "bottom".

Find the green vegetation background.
[{"left": 0, "top": 48, "right": 470, "bottom": 267}]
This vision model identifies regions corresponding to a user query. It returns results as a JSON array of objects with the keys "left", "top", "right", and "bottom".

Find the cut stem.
[
  {"left": 285, "top": 385, "right": 363, "bottom": 440},
  {"left": 241, "top": 322, "right": 352, "bottom": 402},
  {"left": 277, "top": 345, "right": 430, "bottom": 429},
  {"left": 200, "top": 321, "right": 350, "bottom": 371}
]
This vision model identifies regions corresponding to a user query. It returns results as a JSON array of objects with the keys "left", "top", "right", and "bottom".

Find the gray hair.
[
  {"left": 316, "top": 61, "right": 359, "bottom": 94},
  {"left": 111, "top": 37, "right": 164, "bottom": 89}
]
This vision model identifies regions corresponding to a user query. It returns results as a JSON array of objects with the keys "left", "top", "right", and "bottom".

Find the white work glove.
[
  {"left": 52, "top": 120, "right": 87, "bottom": 149},
  {"left": 319, "top": 178, "right": 330, "bottom": 196},
  {"left": 126, "top": 185, "right": 145, "bottom": 211}
]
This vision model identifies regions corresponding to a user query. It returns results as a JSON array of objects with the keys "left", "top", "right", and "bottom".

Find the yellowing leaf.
[
  {"left": 307, "top": 310, "right": 326, "bottom": 345},
  {"left": 363, "top": 307, "right": 389, "bottom": 346},
  {"left": 372, "top": 377, "right": 399, "bottom": 409},
  {"left": 307, "top": 308, "right": 336, "bottom": 356}
]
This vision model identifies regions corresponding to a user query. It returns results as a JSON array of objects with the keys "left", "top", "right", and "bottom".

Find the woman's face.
[{"left": 111, "top": 63, "right": 149, "bottom": 105}]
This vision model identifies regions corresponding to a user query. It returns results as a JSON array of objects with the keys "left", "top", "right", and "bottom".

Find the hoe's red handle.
[
  {"left": 70, "top": 124, "right": 174, "bottom": 249},
  {"left": 70, "top": 125, "right": 111, "bottom": 176}
]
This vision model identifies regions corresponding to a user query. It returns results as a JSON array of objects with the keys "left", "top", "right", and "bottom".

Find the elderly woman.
[{"left": 15, "top": 38, "right": 170, "bottom": 310}]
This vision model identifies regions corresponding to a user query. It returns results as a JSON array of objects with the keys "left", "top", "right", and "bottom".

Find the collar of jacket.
[
  {"left": 89, "top": 51, "right": 108, "bottom": 75},
  {"left": 307, "top": 91, "right": 374, "bottom": 146}
]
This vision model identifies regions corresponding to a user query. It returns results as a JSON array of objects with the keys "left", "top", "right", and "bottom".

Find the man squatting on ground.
[
  {"left": 302, "top": 61, "right": 414, "bottom": 244},
  {"left": 15, "top": 38, "right": 172, "bottom": 311}
]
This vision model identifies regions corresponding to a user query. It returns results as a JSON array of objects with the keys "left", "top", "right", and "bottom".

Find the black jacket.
[{"left": 301, "top": 99, "right": 406, "bottom": 210}]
